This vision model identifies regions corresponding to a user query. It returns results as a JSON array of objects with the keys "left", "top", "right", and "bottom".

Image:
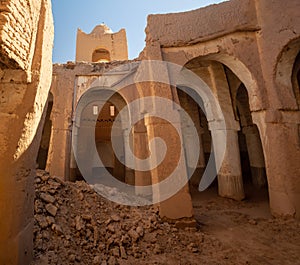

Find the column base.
[
  {"left": 159, "top": 188, "right": 194, "bottom": 219},
  {"left": 269, "top": 188, "right": 297, "bottom": 218},
  {"left": 218, "top": 174, "right": 245, "bottom": 200}
]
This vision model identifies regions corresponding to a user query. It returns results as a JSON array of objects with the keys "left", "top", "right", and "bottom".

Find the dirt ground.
[{"left": 32, "top": 171, "right": 300, "bottom": 265}]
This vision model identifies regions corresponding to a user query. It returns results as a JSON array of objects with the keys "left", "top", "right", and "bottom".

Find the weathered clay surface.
[
  {"left": 145, "top": 0, "right": 259, "bottom": 47},
  {"left": 0, "top": 0, "right": 54, "bottom": 264}
]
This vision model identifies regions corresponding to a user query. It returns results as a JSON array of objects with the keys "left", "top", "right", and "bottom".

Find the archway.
[
  {"left": 179, "top": 57, "right": 271, "bottom": 204},
  {"left": 176, "top": 87, "right": 215, "bottom": 200},
  {"left": 72, "top": 89, "right": 129, "bottom": 185},
  {"left": 94, "top": 97, "right": 125, "bottom": 182},
  {"left": 235, "top": 84, "right": 268, "bottom": 200},
  {"left": 275, "top": 38, "right": 300, "bottom": 109},
  {"left": 182, "top": 59, "right": 245, "bottom": 201}
]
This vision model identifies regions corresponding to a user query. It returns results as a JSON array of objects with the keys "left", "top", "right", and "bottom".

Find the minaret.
[{"left": 76, "top": 23, "right": 128, "bottom": 62}]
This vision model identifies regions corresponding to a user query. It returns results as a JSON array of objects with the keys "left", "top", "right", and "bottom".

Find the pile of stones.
[{"left": 32, "top": 170, "right": 206, "bottom": 265}]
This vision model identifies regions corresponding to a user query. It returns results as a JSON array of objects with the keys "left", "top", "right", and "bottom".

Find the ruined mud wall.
[
  {"left": 0, "top": 0, "right": 44, "bottom": 77},
  {"left": 0, "top": 0, "right": 54, "bottom": 264},
  {"left": 145, "top": 0, "right": 258, "bottom": 47}
]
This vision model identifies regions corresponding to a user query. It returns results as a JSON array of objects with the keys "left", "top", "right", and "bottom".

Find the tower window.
[{"left": 92, "top": 48, "right": 111, "bottom": 62}]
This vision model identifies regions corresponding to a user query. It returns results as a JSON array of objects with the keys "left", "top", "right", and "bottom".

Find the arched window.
[{"left": 92, "top": 48, "right": 110, "bottom": 62}]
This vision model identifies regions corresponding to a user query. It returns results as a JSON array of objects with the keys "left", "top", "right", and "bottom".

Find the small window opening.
[
  {"left": 110, "top": 105, "right": 115, "bottom": 117},
  {"left": 93, "top": 105, "right": 99, "bottom": 115}
]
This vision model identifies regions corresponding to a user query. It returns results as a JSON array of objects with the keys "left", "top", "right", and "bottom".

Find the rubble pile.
[
  {"left": 32, "top": 171, "right": 226, "bottom": 265},
  {"left": 32, "top": 170, "right": 300, "bottom": 265}
]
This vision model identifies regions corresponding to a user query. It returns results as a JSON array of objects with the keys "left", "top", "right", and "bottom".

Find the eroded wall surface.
[
  {"left": 0, "top": 0, "right": 54, "bottom": 264},
  {"left": 145, "top": 0, "right": 258, "bottom": 47}
]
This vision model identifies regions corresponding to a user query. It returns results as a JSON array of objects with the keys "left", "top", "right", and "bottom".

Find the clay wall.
[{"left": 0, "top": 0, "right": 54, "bottom": 263}]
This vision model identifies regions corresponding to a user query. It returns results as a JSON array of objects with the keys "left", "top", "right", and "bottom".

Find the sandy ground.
[
  {"left": 32, "top": 171, "right": 300, "bottom": 265},
  {"left": 190, "top": 185, "right": 300, "bottom": 265}
]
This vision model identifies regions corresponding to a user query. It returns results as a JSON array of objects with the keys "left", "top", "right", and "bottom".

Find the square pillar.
[{"left": 145, "top": 115, "right": 194, "bottom": 220}]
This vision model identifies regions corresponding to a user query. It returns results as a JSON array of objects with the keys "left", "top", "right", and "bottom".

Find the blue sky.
[{"left": 52, "top": 0, "right": 224, "bottom": 63}]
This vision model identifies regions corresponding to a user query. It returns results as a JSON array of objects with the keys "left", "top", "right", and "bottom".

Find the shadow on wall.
[{"left": 37, "top": 92, "right": 53, "bottom": 170}]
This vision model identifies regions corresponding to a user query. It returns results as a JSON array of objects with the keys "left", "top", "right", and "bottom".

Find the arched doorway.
[
  {"left": 178, "top": 58, "right": 270, "bottom": 203},
  {"left": 176, "top": 87, "right": 212, "bottom": 187},
  {"left": 72, "top": 89, "right": 128, "bottom": 185},
  {"left": 182, "top": 59, "right": 245, "bottom": 201},
  {"left": 176, "top": 86, "right": 216, "bottom": 202},
  {"left": 94, "top": 98, "right": 125, "bottom": 182}
]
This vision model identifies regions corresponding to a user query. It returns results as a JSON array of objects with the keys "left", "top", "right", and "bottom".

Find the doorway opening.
[{"left": 37, "top": 93, "right": 53, "bottom": 170}]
